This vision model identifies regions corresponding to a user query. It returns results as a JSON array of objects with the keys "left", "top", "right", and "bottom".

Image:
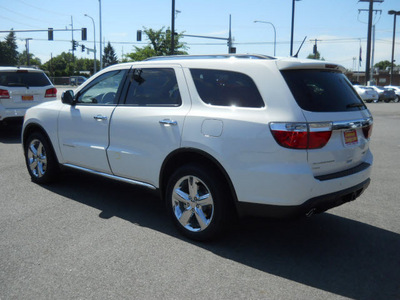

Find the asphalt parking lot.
[{"left": 0, "top": 103, "right": 399, "bottom": 299}]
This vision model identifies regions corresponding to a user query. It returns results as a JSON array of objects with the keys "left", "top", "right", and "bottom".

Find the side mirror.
[{"left": 61, "top": 90, "right": 75, "bottom": 105}]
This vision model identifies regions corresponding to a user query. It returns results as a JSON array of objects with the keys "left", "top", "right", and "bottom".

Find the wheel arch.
[
  {"left": 22, "top": 123, "right": 59, "bottom": 164},
  {"left": 159, "top": 148, "right": 239, "bottom": 209}
]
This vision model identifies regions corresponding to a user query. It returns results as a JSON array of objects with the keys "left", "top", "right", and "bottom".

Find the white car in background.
[
  {"left": 353, "top": 85, "right": 379, "bottom": 103},
  {"left": 0, "top": 67, "right": 57, "bottom": 123}
]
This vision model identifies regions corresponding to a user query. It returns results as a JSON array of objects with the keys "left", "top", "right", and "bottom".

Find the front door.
[{"left": 58, "top": 69, "right": 128, "bottom": 173}]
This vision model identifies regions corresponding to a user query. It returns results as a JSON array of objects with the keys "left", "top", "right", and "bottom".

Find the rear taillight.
[
  {"left": 45, "top": 87, "right": 57, "bottom": 98},
  {"left": 270, "top": 122, "right": 332, "bottom": 149},
  {"left": 362, "top": 124, "right": 373, "bottom": 139},
  {"left": 0, "top": 89, "right": 10, "bottom": 99}
]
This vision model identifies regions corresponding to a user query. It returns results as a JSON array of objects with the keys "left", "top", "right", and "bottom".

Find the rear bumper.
[
  {"left": 0, "top": 106, "right": 27, "bottom": 121},
  {"left": 237, "top": 178, "right": 370, "bottom": 218}
]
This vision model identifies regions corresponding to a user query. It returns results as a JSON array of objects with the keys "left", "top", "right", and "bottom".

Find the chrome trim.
[
  {"left": 93, "top": 115, "right": 108, "bottom": 121},
  {"left": 332, "top": 118, "right": 373, "bottom": 131},
  {"left": 63, "top": 163, "right": 157, "bottom": 190},
  {"left": 159, "top": 119, "right": 178, "bottom": 126}
]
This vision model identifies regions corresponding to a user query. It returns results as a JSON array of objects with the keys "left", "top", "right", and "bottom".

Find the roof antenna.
[{"left": 293, "top": 36, "right": 307, "bottom": 58}]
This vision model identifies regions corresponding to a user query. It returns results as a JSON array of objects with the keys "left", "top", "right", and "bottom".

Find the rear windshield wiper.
[
  {"left": 347, "top": 103, "right": 365, "bottom": 108},
  {"left": 7, "top": 82, "right": 29, "bottom": 88}
]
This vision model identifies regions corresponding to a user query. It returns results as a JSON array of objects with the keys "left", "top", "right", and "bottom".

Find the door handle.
[
  {"left": 94, "top": 115, "right": 108, "bottom": 121},
  {"left": 159, "top": 119, "right": 177, "bottom": 126}
]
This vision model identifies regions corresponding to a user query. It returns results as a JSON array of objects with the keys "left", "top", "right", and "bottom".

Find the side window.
[
  {"left": 124, "top": 68, "right": 181, "bottom": 106},
  {"left": 190, "top": 69, "right": 265, "bottom": 108},
  {"left": 76, "top": 70, "right": 126, "bottom": 105}
]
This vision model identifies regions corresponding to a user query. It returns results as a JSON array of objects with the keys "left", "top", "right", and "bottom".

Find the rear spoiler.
[{"left": 275, "top": 59, "right": 346, "bottom": 73}]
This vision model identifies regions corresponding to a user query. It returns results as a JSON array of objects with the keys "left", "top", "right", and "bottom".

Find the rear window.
[
  {"left": 281, "top": 70, "right": 365, "bottom": 112},
  {"left": 190, "top": 69, "right": 264, "bottom": 108},
  {"left": 0, "top": 71, "right": 52, "bottom": 87}
]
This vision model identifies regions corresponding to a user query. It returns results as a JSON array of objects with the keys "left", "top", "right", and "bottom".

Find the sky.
[{"left": 0, "top": 0, "right": 399, "bottom": 71}]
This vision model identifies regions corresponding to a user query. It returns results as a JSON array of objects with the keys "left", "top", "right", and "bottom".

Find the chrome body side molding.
[{"left": 63, "top": 163, "right": 157, "bottom": 190}]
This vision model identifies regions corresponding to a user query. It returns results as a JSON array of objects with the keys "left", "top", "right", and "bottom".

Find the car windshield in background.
[
  {"left": 0, "top": 71, "right": 51, "bottom": 87},
  {"left": 281, "top": 70, "right": 365, "bottom": 112}
]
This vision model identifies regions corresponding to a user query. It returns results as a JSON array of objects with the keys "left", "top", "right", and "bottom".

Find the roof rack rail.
[{"left": 145, "top": 54, "right": 276, "bottom": 61}]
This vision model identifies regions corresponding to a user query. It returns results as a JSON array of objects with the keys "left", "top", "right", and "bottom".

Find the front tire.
[
  {"left": 25, "top": 132, "right": 59, "bottom": 184},
  {"left": 166, "top": 163, "right": 231, "bottom": 241}
]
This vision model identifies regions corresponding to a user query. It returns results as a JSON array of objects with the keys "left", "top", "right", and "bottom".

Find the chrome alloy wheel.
[
  {"left": 27, "top": 139, "right": 47, "bottom": 178},
  {"left": 171, "top": 175, "right": 214, "bottom": 232}
]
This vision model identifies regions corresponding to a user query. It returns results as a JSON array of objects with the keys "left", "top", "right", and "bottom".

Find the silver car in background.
[{"left": 353, "top": 85, "right": 379, "bottom": 103}]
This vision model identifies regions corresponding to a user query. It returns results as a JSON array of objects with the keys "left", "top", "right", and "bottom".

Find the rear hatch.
[
  {"left": 0, "top": 70, "right": 56, "bottom": 109},
  {"left": 278, "top": 62, "right": 372, "bottom": 177}
]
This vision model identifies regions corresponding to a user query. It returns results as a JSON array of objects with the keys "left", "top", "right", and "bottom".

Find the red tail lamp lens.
[
  {"left": 0, "top": 89, "right": 10, "bottom": 99},
  {"left": 270, "top": 122, "right": 332, "bottom": 149},
  {"left": 45, "top": 88, "right": 57, "bottom": 98},
  {"left": 362, "top": 124, "right": 373, "bottom": 139}
]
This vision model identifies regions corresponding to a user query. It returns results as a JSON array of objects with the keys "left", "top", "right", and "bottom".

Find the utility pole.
[
  {"left": 359, "top": 0, "right": 384, "bottom": 85},
  {"left": 25, "top": 38, "right": 32, "bottom": 66},
  {"left": 171, "top": 0, "right": 175, "bottom": 55},
  {"left": 310, "top": 38, "right": 321, "bottom": 59},
  {"left": 388, "top": 10, "right": 400, "bottom": 85},
  {"left": 71, "top": 16, "right": 75, "bottom": 75}
]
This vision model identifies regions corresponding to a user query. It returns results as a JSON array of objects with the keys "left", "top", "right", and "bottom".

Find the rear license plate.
[
  {"left": 344, "top": 129, "right": 358, "bottom": 146},
  {"left": 22, "top": 95, "right": 34, "bottom": 101}
]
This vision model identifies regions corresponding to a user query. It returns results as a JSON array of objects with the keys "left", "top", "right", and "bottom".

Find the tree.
[
  {"left": 307, "top": 51, "right": 324, "bottom": 60},
  {"left": 0, "top": 30, "right": 18, "bottom": 66},
  {"left": 103, "top": 42, "right": 118, "bottom": 67},
  {"left": 123, "top": 27, "right": 188, "bottom": 62},
  {"left": 41, "top": 52, "right": 74, "bottom": 76},
  {"left": 42, "top": 52, "right": 99, "bottom": 77},
  {"left": 374, "top": 60, "right": 394, "bottom": 71},
  {"left": 18, "top": 51, "right": 41, "bottom": 67}
]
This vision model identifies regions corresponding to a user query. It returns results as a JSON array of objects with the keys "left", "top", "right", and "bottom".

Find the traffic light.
[
  {"left": 137, "top": 30, "right": 142, "bottom": 41},
  {"left": 81, "top": 28, "right": 87, "bottom": 41},
  {"left": 48, "top": 28, "right": 53, "bottom": 40},
  {"left": 81, "top": 45, "right": 85, "bottom": 52},
  {"left": 72, "top": 40, "right": 77, "bottom": 51}
]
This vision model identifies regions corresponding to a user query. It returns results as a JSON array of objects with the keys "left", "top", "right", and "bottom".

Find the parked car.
[
  {"left": 384, "top": 85, "right": 400, "bottom": 102},
  {"left": 0, "top": 67, "right": 57, "bottom": 123},
  {"left": 22, "top": 55, "right": 373, "bottom": 241},
  {"left": 353, "top": 85, "right": 379, "bottom": 103},
  {"left": 370, "top": 86, "right": 397, "bottom": 102},
  {"left": 70, "top": 76, "right": 87, "bottom": 86}
]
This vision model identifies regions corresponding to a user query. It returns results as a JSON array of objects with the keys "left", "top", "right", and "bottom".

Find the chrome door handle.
[
  {"left": 94, "top": 115, "right": 108, "bottom": 121},
  {"left": 159, "top": 119, "right": 177, "bottom": 126}
]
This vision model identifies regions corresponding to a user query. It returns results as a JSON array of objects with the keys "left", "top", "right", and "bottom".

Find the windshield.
[
  {"left": 0, "top": 71, "right": 52, "bottom": 87},
  {"left": 281, "top": 70, "right": 365, "bottom": 112}
]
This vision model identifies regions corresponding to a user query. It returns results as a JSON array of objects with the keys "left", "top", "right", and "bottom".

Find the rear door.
[
  {"left": 281, "top": 68, "right": 373, "bottom": 177},
  {"left": 107, "top": 65, "right": 191, "bottom": 186}
]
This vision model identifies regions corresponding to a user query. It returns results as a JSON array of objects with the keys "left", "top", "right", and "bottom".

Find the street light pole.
[
  {"left": 171, "top": 0, "right": 175, "bottom": 55},
  {"left": 84, "top": 14, "right": 97, "bottom": 74},
  {"left": 388, "top": 10, "right": 400, "bottom": 86},
  {"left": 99, "top": 0, "right": 103, "bottom": 70},
  {"left": 290, "top": 0, "right": 301, "bottom": 56},
  {"left": 254, "top": 20, "right": 276, "bottom": 56}
]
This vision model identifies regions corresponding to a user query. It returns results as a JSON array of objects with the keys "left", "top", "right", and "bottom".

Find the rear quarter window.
[
  {"left": 190, "top": 69, "right": 264, "bottom": 108},
  {"left": 281, "top": 70, "right": 365, "bottom": 112},
  {"left": 0, "top": 71, "right": 52, "bottom": 87}
]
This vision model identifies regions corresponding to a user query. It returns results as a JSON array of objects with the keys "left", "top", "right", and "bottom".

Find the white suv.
[
  {"left": 0, "top": 67, "right": 57, "bottom": 123},
  {"left": 22, "top": 55, "right": 373, "bottom": 240}
]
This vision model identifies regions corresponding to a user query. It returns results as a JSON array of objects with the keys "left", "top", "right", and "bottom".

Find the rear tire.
[
  {"left": 166, "top": 163, "right": 232, "bottom": 241},
  {"left": 24, "top": 132, "right": 59, "bottom": 184}
]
